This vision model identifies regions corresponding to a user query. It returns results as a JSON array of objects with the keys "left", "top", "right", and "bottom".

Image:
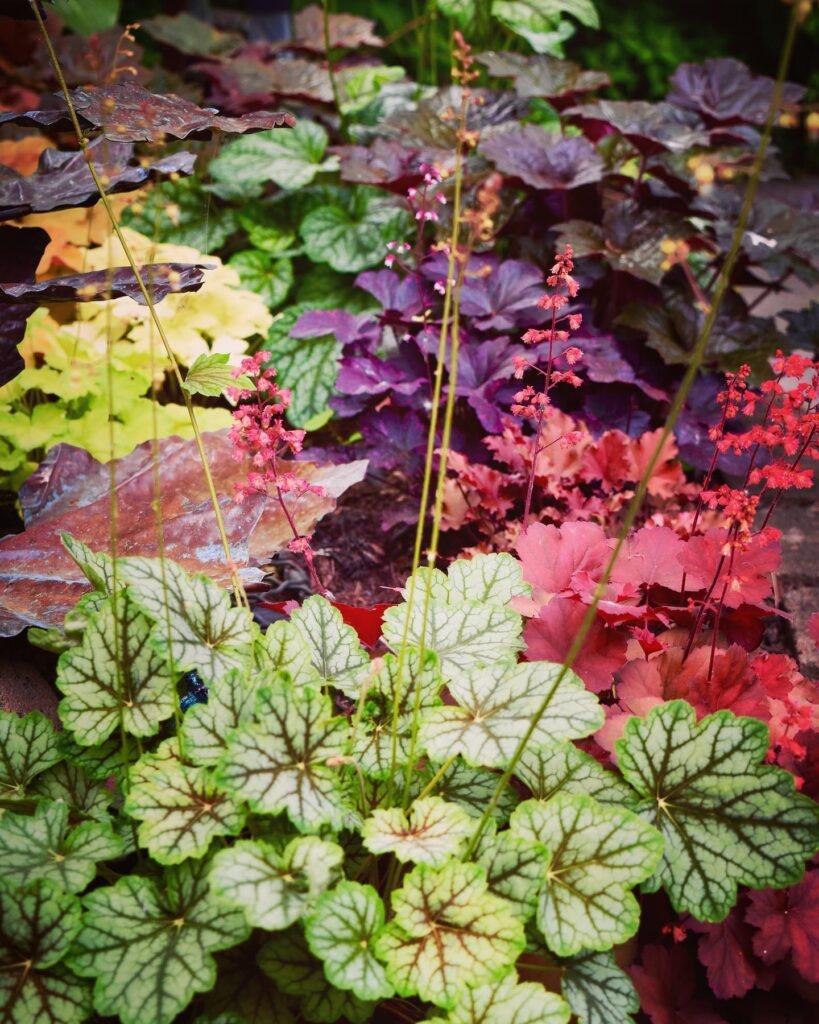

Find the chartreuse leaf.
[
  {"left": 560, "top": 950, "right": 639, "bottom": 1024},
  {"left": 215, "top": 682, "right": 351, "bottom": 831},
  {"left": 56, "top": 589, "right": 176, "bottom": 745},
  {"left": 616, "top": 700, "right": 819, "bottom": 921},
  {"left": 210, "top": 836, "right": 344, "bottom": 930},
  {"left": 304, "top": 881, "right": 394, "bottom": 1001},
  {"left": 515, "top": 741, "right": 638, "bottom": 807},
  {"left": 299, "top": 188, "right": 411, "bottom": 274},
  {"left": 420, "top": 661, "right": 603, "bottom": 768},
  {"left": 510, "top": 794, "right": 663, "bottom": 956},
  {"left": 289, "top": 596, "right": 370, "bottom": 695},
  {"left": 362, "top": 797, "right": 474, "bottom": 866},
  {"left": 125, "top": 757, "right": 246, "bottom": 864},
  {"left": 425, "top": 970, "right": 571, "bottom": 1024},
  {"left": 181, "top": 668, "right": 258, "bottom": 767},
  {"left": 0, "top": 878, "right": 91, "bottom": 1024},
  {"left": 446, "top": 553, "right": 531, "bottom": 606},
  {"left": 0, "top": 710, "right": 62, "bottom": 800},
  {"left": 117, "top": 556, "right": 253, "bottom": 678},
  {"left": 474, "top": 822, "right": 551, "bottom": 920},
  {"left": 182, "top": 352, "right": 253, "bottom": 397},
  {"left": 258, "top": 925, "right": 376, "bottom": 1023},
  {"left": 375, "top": 861, "right": 525, "bottom": 1009},
  {"left": 0, "top": 802, "right": 124, "bottom": 893},
  {"left": 66, "top": 858, "right": 250, "bottom": 1024},
  {"left": 31, "top": 760, "right": 112, "bottom": 820},
  {"left": 261, "top": 619, "right": 321, "bottom": 684}
]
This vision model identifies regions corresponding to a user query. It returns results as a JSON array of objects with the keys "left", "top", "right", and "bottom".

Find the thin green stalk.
[
  {"left": 463, "top": 0, "right": 803, "bottom": 858},
  {"left": 322, "top": 0, "right": 348, "bottom": 139},
  {"left": 415, "top": 754, "right": 458, "bottom": 801}
]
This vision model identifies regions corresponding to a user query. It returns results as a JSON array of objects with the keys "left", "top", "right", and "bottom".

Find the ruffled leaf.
[
  {"left": 425, "top": 970, "right": 570, "bottom": 1024},
  {"left": 181, "top": 667, "right": 258, "bottom": 767},
  {"left": 560, "top": 950, "right": 639, "bottom": 1024},
  {"left": 361, "top": 797, "right": 474, "bottom": 866},
  {"left": 0, "top": 710, "right": 62, "bottom": 800},
  {"left": 514, "top": 741, "right": 638, "bottom": 807},
  {"left": 289, "top": 595, "right": 370, "bottom": 695}
]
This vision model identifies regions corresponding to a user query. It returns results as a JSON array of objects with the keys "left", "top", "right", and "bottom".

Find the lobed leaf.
[
  {"left": 361, "top": 797, "right": 474, "bottom": 866},
  {"left": 475, "top": 823, "right": 551, "bottom": 920},
  {"left": 425, "top": 970, "right": 571, "bottom": 1024},
  {"left": 0, "top": 710, "right": 62, "bottom": 801},
  {"left": 560, "top": 950, "right": 639, "bottom": 1024},
  {"left": 289, "top": 595, "right": 370, "bottom": 694},
  {"left": 181, "top": 667, "right": 258, "bottom": 767},
  {"left": 514, "top": 741, "right": 638, "bottom": 807}
]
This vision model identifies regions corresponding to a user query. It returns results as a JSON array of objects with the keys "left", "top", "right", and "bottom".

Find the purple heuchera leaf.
[
  {"left": 336, "top": 354, "right": 424, "bottom": 400},
  {"left": 290, "top": 309, "right": 376, "bottom": 347},
  {"left": 668, "top": 58, "right": 805, "bottom": 126},
  {"left": 421, "top": 250, "right": 497, "bottom": 284},
  {"left": 354, "top": 269, "right": 426, "bottom": 318},
  {"left": 334, "top": 138, "right": 423, "bottom": 193},
  {"left": 476, "top": 51, "right": 610, "bottom": 107},
  {"left": 566, "top": 100, "right": 708, "bottom": 156},
  {"left": 359, "top": 408, "right": 428, "bottom": 474},
  {"left": 459, "top": 259, "right": 546, "bottom": 331},
  {"left": 480, "top": 127, "right": 604, "bottom": 191},
  {"left": 452, "top": 337, "right": 524, "bottom": 433}
]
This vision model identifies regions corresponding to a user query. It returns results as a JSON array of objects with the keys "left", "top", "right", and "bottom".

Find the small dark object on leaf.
[{"left": 179, "top": 670, "right": 209, "bottom": 713}]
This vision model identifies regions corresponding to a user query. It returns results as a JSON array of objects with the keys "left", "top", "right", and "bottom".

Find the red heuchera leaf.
[
  {"left": 258, "top": 599, "right": 391, "bottom": 648},
  {"left": 629, "top": 943, "right": 729, "bottom": 1024},
  {"left": 630, "top": 429, "right": 687, "bottom": 499},
  {"left": 688, "top": 899, "right": 774, "bottom": 1000},
  {"left": 523, "top": 596, "right": 627, "bottom": 693},
  {"left": 610, "top": 526, "right": 687, "bottom": 591},
  {"left": 516, "top": 522, "right": 611, "bottom": 611},
  {"left": 746, "top": 868, "right": 819, "bottom": 983},
  {"left": 579, "top": 427, "right": 684, "bottom": 499},
  {"left": 677, "top": 527, "right": 780, "bottom": 608},
  {"left": 808, "top": 612, "right": 819, "bottom": 649},
  {"left": 441, "top": 451, "right": 517, "bottom": 532}
]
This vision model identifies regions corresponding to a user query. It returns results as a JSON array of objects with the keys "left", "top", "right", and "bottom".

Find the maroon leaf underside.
[
  {"left": 192, "top": 55, "right": 334, "bottom": 109},
  {"left": 0, "top": 263, "right": 210, "bottom": 305},
  {"left": 0, "top": 432, "right": 367, "bottom": 636}
]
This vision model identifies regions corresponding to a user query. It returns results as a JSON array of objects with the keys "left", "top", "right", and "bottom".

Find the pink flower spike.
[{"left": 565, "top": 346, "right": 583, "bottom": 365}]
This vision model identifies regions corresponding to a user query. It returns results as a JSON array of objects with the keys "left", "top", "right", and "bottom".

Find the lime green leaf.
[
  {"left": 117, "top": 556, "right": 253, "bottom": 678},
  {"left": 210, "top": 121, "right": 338, "bottom": 196},
  {"left": 304, "top": 881, "right": 393, "bottom": 1001},
  {"left": 475, "top": 823, "right": 551, "bottom": 920},
  {"left": 362, "top": 797, "right": 474, "bottom": 866},
  {"left": 258, "top": 926, "right": 376, "bottom": 1023},
  {"left": 51, "top": 0, "right": 120, "bottom": 35},
  {"left": 125, "top": 758, "right": 246, "bottom": 864},
  {"left": 515, "top": 742, "right": 638, "bottom": 807},
  {"left": 0, "top": 878, "right": 91, "bottom": 1024},
  {"left": 289, "top": 596, "right": 370, "bottom": 695},
  {"left": 182, "top": 352, "right": 252, "bottom": 397},
  {"left": 237, "top": 201, "right": 297, "bottom": 254},
  {"left": 56, "top": 590, "right": 176, "bottom": 745},
  {"left": 0, "top": 802, "right": 124, "bottom": 893},
  {"left": 62, "top": 534, "right": 116, "bottom": 592},
  {"left": 30, "top": 761, "right": 112, "bottom": 820},
  {"left": 414, "top": 761, "right": 521, "bottom": 823},
  {"left": 376, "top": 861, "right": 525, "bottom": 1009},
  {"left": 491, "top": 1, "right": 598, "bottom": 54},
  {"left": 446, "top": 554, "right": 531, "bottom": 606},
  {"left": 181, "top": 668, "right": 257, "bottom": 767},
  {"left": 300, "top": 189, "right": 411, "bottom": 273},
  {"left": 560, "top": 950, "right": 639, "bottom": 1024},
  {"left": 265, "top": 319, "right": 339, "bottom": 428},
  {"left": 262, "top": 619, "right": 321, "bottom": 685},
  {"left": 216, "top": 682, "right": 351, "bottom": 830},
  {"left": 210, "top": 835, "right": 344, "bottom": 930},
  {"left": 616, "top": 700, "right": 819, "bottom": 921},
  {"left": 434, "top": 0, "right": 477, "bottom": 25},
  {"left": 425, "top": 970, "right": 571, "bottom": 1024},
  {"left": 230, "top": 250, "right": 294, "bottom": 310},
  {"left": 66, "top": 859, "right": 250, "bottom": 1024},
  {"left": 420, "top": 661, "right": 603, "bottom": 768},
  {"left": 0, "top": 710, "right": 62, "bottom": 801},
  {"left": 510, "top": 794, "right": 663, "bottom": 955}
]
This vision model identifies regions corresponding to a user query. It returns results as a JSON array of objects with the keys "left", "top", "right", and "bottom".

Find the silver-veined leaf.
[
  {"left": 560, "top": 950, "right": 639, "bottom": 1024},
  {"left": 261, "top": 618, "right": 321, "bottom": 685},
  {"left": 425, "top": 970, "right": 571, "bottom": 1024},
  {"left": 30, "top": 761, "right": 112, "bottom": 820},
  {"left": 474, "top": 822, "right": 551, "bottom": 920},
  {"left": 181, "top": 667, "right": 258, "bottom": 767},
  {"left": 361, "top": 797, "right": 474, "bottom": 866},
  {"left": 510, "top": 794, "right": 663, "bottom": 955},
  {"left": 304, "top": 881, "right": 393, "bottom": 1001},
  {"left": 515, "top": 741, "right": 638, "bottom": 807},
  {"left": 413, "top": 760, "right": 521, "bottom": 823},
  {"left": 616, "top": 700, "right": 819, "bottom": 921},
  {"left": 61, "top": 533, "right": 116, "bottom": 592},
  {"left": 0, "top": 710, "right": 62, "bottom": 801},
  {"left": 445, "top": 553, "right": 531, "bottom": 606},
  {"left": 289, "top": 595, "right": 370, "bottom": 695}
]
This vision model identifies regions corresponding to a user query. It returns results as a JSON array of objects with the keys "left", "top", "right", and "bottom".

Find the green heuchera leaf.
[
  {"left": 125, "top": 757, "right": 246, "bottom": 864},
  {"left": 304, "top": 881, "right": 393, "bottom": 1001},
  {"left": 237, "top": 201, "right": 298, "bottom": 255},
  {"left": 362, "top": 797, "right": 474, "bottom": 866},
  {"left": 117, "top": 556, "right": 253, "bottom": 678},
  {"left": 515, "top": 741, "right": 638, "bottom": 807},
  {"left": 425, "top": 970, "right": 571, "bottom": 1024},
  {"left": 446, "top": 554, "right": 531, "bottom": 606},
  {"left": 62, "top": 534, "right": 116, "bottom": 591},
  {"left": 56, "top": 589, "right": 176, "bottom": 745},
  {"left": 376, "top": 861, "right": 526, "bottom": 1009},
  {"left": 258, "top": 926, "right": 376, "bottom": 1023},
  {"left": 0, "top": 878, "right": 91, "bottom": 1024},
  {"left": 289, "top": 596, "right": 370, "bottom": 695},
  {"left": 474, "top": 823, "right": 551, "bottom": 920},
  {"left": 491, "top": 1, "right": 598, "bottom": 54},
  {"left": 209, "top": 120, "right": 338, "bottom": 196},
  {"left": 181, "top": 667, "right": 258, "bottom": 767},
  {"left": 265, "top": 316, "right": 339, "bottom": 427},
  {"left": 616, "top": 700, "right": 819, "bottom": 920},
  {"left": 560, "top": 950, "right": 639, "bottom": 1024},
  {"left": 420, "top": 660, "right": 602, "bottom": 768},
  {"left": 261, "top": 619, "right": 324, "bottom": 685},
  {"left": 0, "top": 710, "right": 62, "bottom": 800},
  {"left": 66, "top": 859, "right": 250, "bottom": 1024},
  {"left": 182, "top": 352, "right": 253, "bottom": 397},
  {"left": 510, "top": 794, "right": 663, "bottom": 955},
  {"left": 58, "top": 733, "right": 139, "bottom": 783},
  {"left": 299, "top": 188, "right": 411, "bottom": 273},
  {"left": 215, "top": 682, "right": 351, "bottom": 830},
  {"left": 229, "top": 250, "right": 294, "bottom": 310},
  {"left": 30, "top": 760, "right": 112, "bottom": 820},
  {"left": 210, "top": 835, "right": 344, "bottom": 930},
  {"left": 0, "top": 802, "right": 124, "bottom": 893},
  {"left": 122, "top": 176, "right": 238, "bottom": 251},
  {"left": 414, "top": 761, "right": 521, "bottom": 823}
]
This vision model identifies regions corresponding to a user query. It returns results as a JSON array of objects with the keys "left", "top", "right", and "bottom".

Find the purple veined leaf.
[
  {"left": 458, "top": 258, "right": 547, "bottom": 331},
  {"left": 290, "top": 309, "right": 380, "bottom": 348},
  {"left": 0, "top": 224, "right": 48, "bottom": 386},
  {"left": 0, "top": 82, "right": 295, "bottom": 142},
  {"left": 0, "top": 138, "right": 196, "bottom": 221},
  {"left": 192, "top": 53, "right": 334, "bottom": 110},
  {"left": 354, "top": 269, "right": 427, "bottom": 319},
  {"left": 292, "top": 4, "right": 384, "bottom": 52},
  {"left": 334, "top": 138, "right": 425, "bottom": 193},
  {"left": 449, "top": 337, "right": 526, "bottom": 433},
  {"left": 0, "top": 263, "right": 210, "bottom": 305},
  {"left": 0, "top": 432, "right": 368, "bottom": 636},
  {"left": 576, "top": 331, "right": 668, "bottom": 401},
  {"left": 566, "top": 100, "right": 709, "bottom": 156},
  {"left": 358, "top": 408, "right": 429, "bottom": 475},
  {"left": 381, "top": 86, "right": 528, "bottom": 151},
  {"left": 476, "top": 51, "right": 610, "bottom": 107},
  {"left": 335, "top": 353, "right": 426, "bottom": 401},
  {"left": 668, "top": 58, "right": 805, "bottom": 126},
  {"left": 479, "top": 127, "right": 604, "bottom": 191},
  {"left": 420, "top": 250, "right": 499, "bottom": 285}
]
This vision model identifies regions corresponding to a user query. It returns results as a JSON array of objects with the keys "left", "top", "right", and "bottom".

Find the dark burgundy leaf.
[
  {"left": 479, "top": 127, "right": 603, "bottom": 192},
  {"left": 0, "top": 138, "right": 196, "bottom": 220},
  {"left": 36, "top": 27, "right": 147, "bottom": 88},
  {"left": 567, "top": 100, "right": 709, "bottom": 156},
  {"left": 0, "top": 263, "right": 209, "bottom": 305},
  {"left": 0, "top": 81, "right": 295, "bottom": 142},
  {"left": 193, "top": 54, "right": 334, "bottom": 108},
  {"left": 629, "top": 943, "right": 729, "bottom": 1024},
  {"left": 668, "top": 58, "right": 805, "bottom": 126},
  {"left": 140, "top": 13, "right": 243, "bottom": 58},
  {"left": 0, "top": 224, "right": 48, "bottom": 386},
  {"left": 354, "top": 270, "right": 426, "bottom": 319},
  {"left": 688, "top": 899, "right": 774, "bottom": 1000},
  {"left": 476, "top": 51, "right": 609, "bottom": 106},
  {"left": 382, "top": 87, "right": 527, "bottom": 152},
  {"left": 292, "top": 4, "right": 383, "bottom": 52},
  {"left": 334, "top": 138, "right": 423, "bottom": 193},
  {"left": 358, "top": 408, "right": 428, "bottom": 475},
  {"left": 746, "top": 868, "right": 819, "bottom": 983},
  {"left": 1, "top": 0, "right": 48, "bottom": 19},
  {"left": 458, "top": 258, "right": 546, "bottom": 331}
]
